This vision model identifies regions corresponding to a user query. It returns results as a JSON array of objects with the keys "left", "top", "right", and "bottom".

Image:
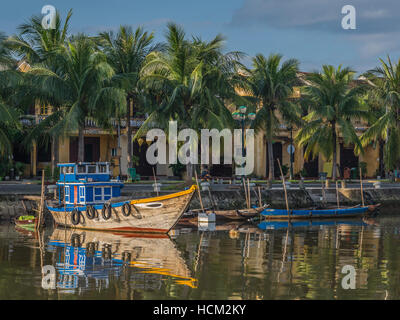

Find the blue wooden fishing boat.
[
  {"left": 46, "top": 162, "right": 196, "bottom": 233},
  {"left": 261, "top": 204, "right": 380, "bottom": 220}
]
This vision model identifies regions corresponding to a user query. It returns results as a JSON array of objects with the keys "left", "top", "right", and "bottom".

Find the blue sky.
[{"left": 0, "top": 0, "right": 398, "bottom": 73}]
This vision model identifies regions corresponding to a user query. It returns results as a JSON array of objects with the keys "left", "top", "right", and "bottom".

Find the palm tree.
[
  {"left": 97, "top": 26, "right": 159, "bottom": 171},
  {"left": 140, "top": 23, "right": 244, "bottom": 180},
  {"left": 0, "top": 71, "right": 21, "bottom": 158},
  {"left": 359, "top": 56, "right": 400, "bottom": 173},
  {"left": 243, "top": 53, "right": 300, "bottom": 181},
  {"left": 7, "top": 10, "right": 72, "bottom": 171},
  {"left": 296, "top": 65, "right": 367, "bottom": 181},
  {"left": 0, "top": 33, "right": 20, "bottom": 159},
  {"left": 0, "top": 32, "right": 14, "bottom": 68},
  {"left": 357, "top": 90, "right": 386, "bottom": 177},
  {"left": 26, "top": 35, "right": 125, "bottom": 161}
]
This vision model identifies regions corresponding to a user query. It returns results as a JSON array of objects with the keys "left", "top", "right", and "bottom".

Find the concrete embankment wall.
[
  {"left": 1, "top": 187, "right": 399, "bottom": 221},
  {"left": 0, "top": 196, "right": 40, "bottom": 221},
  {"left": 122, "top": 187, "right": 399, "bottom": 210}
]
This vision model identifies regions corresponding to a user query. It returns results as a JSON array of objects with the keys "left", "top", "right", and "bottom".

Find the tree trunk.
[
  {"left": 185, "top": 163, "right": 193, "bottom": 183},
  {"left": 332, "top": 124, "right": 337, "bottom": 181},
  {"left": 51, "top": 136, "right": 55, "bottom": 173},
  {"left": 126, "top": 97, "right": 132, "bottom": 170},
  {"left": 78, "top": 125, "right": 84, "bottom": 162},
  {"left": 51, "top": 135, "right": 59, "bottom": 175},
  {"left": 117, "top": 122, "right": 122, "bottom": 177},
  {"left": 379, "top": 139, "right": 385, "bottom": 177},
  {"left": 267, "top": 140, "right": 274, "bottom": 181}
]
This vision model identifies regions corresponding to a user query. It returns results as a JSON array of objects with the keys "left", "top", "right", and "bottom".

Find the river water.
[{"left": 0, "top": 213, "right": 399, "bottom": 300}]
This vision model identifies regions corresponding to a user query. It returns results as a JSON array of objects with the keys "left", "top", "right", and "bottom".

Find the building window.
[
  {"left": 111, "top": 148, "right": 117, "bottom": 157},
  {"left": 40, "top": 105, "right": 49, "bottom": 115}
]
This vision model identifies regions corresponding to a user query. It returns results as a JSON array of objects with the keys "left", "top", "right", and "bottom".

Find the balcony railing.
[{"left": 19, "top": 115, "right": 146, "bottom": 129}]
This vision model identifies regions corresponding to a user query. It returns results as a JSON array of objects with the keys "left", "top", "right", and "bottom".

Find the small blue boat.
[{"left": 261, "top": 204, "right": 380, "bottom": 220}]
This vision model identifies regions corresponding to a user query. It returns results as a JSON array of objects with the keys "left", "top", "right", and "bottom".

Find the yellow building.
[{"left": 17, "top": 60, "right": 380, "bottom": 179}]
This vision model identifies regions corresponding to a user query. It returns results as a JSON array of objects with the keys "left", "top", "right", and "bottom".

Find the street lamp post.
[
  {"left": 289, "top": 126, "right": 293, "bottom": 180},
  {"left": 232, "top": 106, "right": 256, "bottom": 177}
]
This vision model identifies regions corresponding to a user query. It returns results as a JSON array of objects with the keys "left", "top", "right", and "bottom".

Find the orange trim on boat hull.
[
  {"left": 54, "top": 223, "right": 169, "bottom": 234},
  {"left": 109, "top": 226, "right": 169, "bottom": 234},
  {"left": 129, "top": 185, "right": 197, "bottom": 205}
]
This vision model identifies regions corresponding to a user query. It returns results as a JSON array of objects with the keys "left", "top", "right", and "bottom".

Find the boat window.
[
  {"left": 94, "top": 187, "right": 102, "bottom": 201},
  {"left": 98, "top": 164, "right": 107, "bottom": 173},
  {"left": 104, "top": 187, "right": 111, "bottom": 200},
  {"left": 65, "top": 186, "right": 70, "bottom": 203},
  {"left": 88, "top": 165, "right": 96, "bottom": 174},
  {"left": 79, "top": 186, "right": 85, "bottom": 203},
  {"left": 77, "top": 165, "right": 86, "bottom": 173},
  {"left": 68, "top": 166, "right": 74, "bottom": 173}
]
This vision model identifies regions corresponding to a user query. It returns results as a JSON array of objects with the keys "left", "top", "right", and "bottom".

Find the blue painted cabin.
[{"left": 57, "top": 162, "right": 124, "bottom": 207}]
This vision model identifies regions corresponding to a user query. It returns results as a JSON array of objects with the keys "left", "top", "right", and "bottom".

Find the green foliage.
[
  {"left": 44, "top": 165, "right": 52, "bottom": 180},
  {"left": 281, "top": 164, "right": 289, "bottom": 176},
  {"left": 361, "top": 56, "right": 400, "bottom": 171},
  {"left": 53, "top": 166, "right": 60, "bottom": 181},
  {"left": 131, "top": 155, "right": 140, "bottom": 167},
  {"left": 241, "top": 53, "right": 300, "bottom": 180},
  {"left": 296, "top": 65, "right": 368, "bottom": 179},
  {"left": 0, "top": 157, "right": 11, "bottom": 177},
  {"left": 14, "top": 162, "right": 25, "bottom": 176},
  {"left": 298, "top": 168, "right": 308, "bottom": 178},
  {"left": 359, "top": 161, "right": 367, "bottom": 177},
  {"left": 169, "top": 162, "right": 186, "bottom": 178}
]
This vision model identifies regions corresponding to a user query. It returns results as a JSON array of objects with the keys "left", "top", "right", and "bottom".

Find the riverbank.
[{"left": 0, "top": 186, "right": 399, "bottom": 221}]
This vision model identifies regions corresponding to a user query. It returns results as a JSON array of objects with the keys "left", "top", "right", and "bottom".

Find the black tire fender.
[
  {"left": 86, "top": 205, "right": 97, "bottom": 220},
  {"left": 102, "top": 204, "right": 112, "bottom": 220},
  {"left": 122, "top": 203, "right": 131, "bottom": 217},
  {"left": 71, "top": 209, "right": 80, "bottom": 225}
]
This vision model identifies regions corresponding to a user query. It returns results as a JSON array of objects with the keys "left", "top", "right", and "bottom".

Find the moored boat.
[
  {"left": 46, "top": 162, "right": 196, "bottom": 234},
  {"left": 261, "top": 204, "right": 380, "bottom": 220},
  {"left": 47, "top": 228, "right": 197, "bottom": 289},
  {"left": 14, "top": 215, "right": 38, "bottom": 230},
  {"left": 186, "top": 204, "right": 268, "bottom": 222}
]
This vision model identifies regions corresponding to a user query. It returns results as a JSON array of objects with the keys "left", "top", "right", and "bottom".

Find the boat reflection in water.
[
  {"left": 46, "top": 228, "right": 197, "bottom": 292},
  {"left": 257, "top": 218, "right": 377, "bottom": 231}
]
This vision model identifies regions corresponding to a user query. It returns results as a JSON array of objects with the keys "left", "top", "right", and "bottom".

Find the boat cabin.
[{"left": 57, "top": 162, "right": 123, "bottom": 206}]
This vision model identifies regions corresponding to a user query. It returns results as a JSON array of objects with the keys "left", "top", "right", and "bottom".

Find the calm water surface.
[{"left": 0, "top": 213, "right": 400, "bottom": 300}]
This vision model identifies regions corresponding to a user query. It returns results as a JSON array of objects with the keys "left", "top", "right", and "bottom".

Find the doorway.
[
  {"left": 303, "top": 147, "right": 319, "bottom": 178},
  {"left": 266, "top": 142, "right": 282, "bottom": 178},
  {"left": 70, "top": 137, "right": 100, "bottom": 162}
]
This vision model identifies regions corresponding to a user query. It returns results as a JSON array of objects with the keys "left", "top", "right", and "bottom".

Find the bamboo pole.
[
  {"left": 152, "top": 167, "right": 159, "bottom": 197},
  {"left": 194, "top": 170, "right": 205, "bottom": 212},
  {"left": 37, "top": 170, "right": 45, "bottom": 230},
  {"left": 335, "top": 180, "right": 340, "bottom": 209},
  {"left": 247, "top": 178, "right": 251, "bottom": 209},
  {"left": 63, "top": 169, "right": 66, "bottom": 227},
  {"left": 360, "top": 167, "right": 365, "bottom": 207},
  {"left": 207, "top": 186, "right": 216, "bottom": 211},
  {"left": 21, "top": 200, "right": 28, "bottom": 215},
  {"left": 258, "top": 186, "right": 262, "bottom": 207},
  {"left": 277, "top": 159, "right": 290, "bottom": 219},
  {"left": 243, "top": 178, "right": 249, "bottom": 209}
]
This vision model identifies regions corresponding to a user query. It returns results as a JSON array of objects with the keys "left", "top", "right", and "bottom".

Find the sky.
[{"left": 0, "top": 0, "right": 398, "bottom": 73}]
